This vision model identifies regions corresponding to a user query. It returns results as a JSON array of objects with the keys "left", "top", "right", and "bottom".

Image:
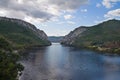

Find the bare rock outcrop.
[
  {"left": 0, "top": 17, "right": 48, "bottom": 41},
  {"left": 61, "top": 27, "right": 87, "bottom": 45}
]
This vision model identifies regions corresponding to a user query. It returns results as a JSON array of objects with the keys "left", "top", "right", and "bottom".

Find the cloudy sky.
[{"left": 0, "top": 0, "right": 120, "bottom": 36}]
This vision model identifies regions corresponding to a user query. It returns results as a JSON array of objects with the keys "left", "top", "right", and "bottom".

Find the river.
[{"left": 20, "top": 43, "right": 120, "bottom": 80}]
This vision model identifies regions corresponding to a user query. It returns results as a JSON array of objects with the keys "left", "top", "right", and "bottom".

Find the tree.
[{"left": 0, "top": 37, "right": 24, "bottom": 80}]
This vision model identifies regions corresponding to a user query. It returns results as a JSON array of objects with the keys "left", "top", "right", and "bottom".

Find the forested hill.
[
  {"left": 0, "top": 17, "right": 51, "bottom": 48},
  {"left": 61, "top": 19, "right": 120, "bottom": 53}
]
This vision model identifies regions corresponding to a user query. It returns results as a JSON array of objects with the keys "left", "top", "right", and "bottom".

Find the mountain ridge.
[
  {"left": 0, "top": 17, "right": 51, "bottom": 48},
  {"left": 48, "top": 36, "right": 63, "bottom": 42},
  {"left": 61, "top": 19, "right": 120, "bottom": 53}
]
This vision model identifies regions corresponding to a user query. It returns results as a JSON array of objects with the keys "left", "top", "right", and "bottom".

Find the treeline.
[{"left": 0, "top": 37, "right": 24, "bottom": 80}]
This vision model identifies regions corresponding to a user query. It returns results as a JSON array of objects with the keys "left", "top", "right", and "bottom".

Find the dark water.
[{"left": 20, "top": 43, "right": 120, "bottom": 80}]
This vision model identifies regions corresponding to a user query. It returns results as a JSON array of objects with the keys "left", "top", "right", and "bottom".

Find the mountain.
[
  {"left": 48, "top": 36, "right": 63, "bottom": 42},
  {"left": 61, "top": 27, "right": 87, "bottom": 45},
  {"left": 61, "top": 19, "right": 120, "bottom": 53},
  {"left": 0, "top": 17, "right": 51, "bottom": 48}
]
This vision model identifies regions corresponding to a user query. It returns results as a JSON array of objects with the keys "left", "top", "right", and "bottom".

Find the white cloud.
[
  {"left": 57, "top": 22, "right": 65, "bottom": 24},
  {"left": 102, "top": 0, "right": 120, "bottom": 8},
  {"left": 41, "top": 24, "right": 48, "bottom": 27},
  {"left": 0, "top": 0, "right": 88, "bottom": 24},
  {"left": 94, "top": 19, "right": 107, "bottom": 24},
  {"left": 64, "top": 14, "right": 73, "bottom": 20},
  {"left": 67, "top": 21, "right": 75, "bottom": 25},
  {"left": 96, "top": 3, "right": 101, "bottom": 8},
  {"left": 57, "top": 21, "right": 75, "bottom": 25},
  {"left": 0, "top": 9, "right": 7, "bottom": 16},
  {"left": 104, "top": 8, "right": 120, "bottom": 18},
  {"left": 50, "top": 17, "right": 59, "bottom": 22},
  {"left": 81, "top": 9, "right": 87, "bottom": 12}
]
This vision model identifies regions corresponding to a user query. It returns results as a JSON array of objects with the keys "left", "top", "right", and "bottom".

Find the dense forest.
[
  {"left": 0, "top": 17, "right": 51, "bottom": 80},
  {"left": 0, "top": 37, "right": 24, "bottom": 80}
]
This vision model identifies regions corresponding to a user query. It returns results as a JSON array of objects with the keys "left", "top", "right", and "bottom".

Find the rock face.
[
  {"left": 61, "top": 19, "right": 120, "bottom": 53},
  {"left": 61, "top": 27, "right": 87, "bottom": 45},
  {"left": 0, "top": 17, "right": 51, "bottom": 47},
  {"left": 0, "top": 17, "right": 48, "bottom": 40}
]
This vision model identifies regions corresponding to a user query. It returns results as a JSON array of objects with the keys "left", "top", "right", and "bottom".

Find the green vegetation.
[
  {"left": 0, "top": 19, "right": 50, "bottom": 49},
  {"left": 0, "top": 37, "right": 24, "bottom": 80},
  {"left": 0, "top": 17, "right": 51, "bottom": 79},
  {"left": 72, "top": 19, "right": 120, "bottom": 53}
]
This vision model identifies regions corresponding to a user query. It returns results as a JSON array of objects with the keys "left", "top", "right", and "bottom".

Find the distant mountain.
[
  {"left": 48, "top": 36, "right": 63, "bottom": 42},
  {"left": 0, "top": 17, "right": 51, "bottom": 48},
  {"left": 61, "top": 19, "right": 120, "bottom": 53}
]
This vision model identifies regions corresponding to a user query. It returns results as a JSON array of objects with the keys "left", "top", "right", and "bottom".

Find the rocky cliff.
[
  {"left": 61, "top": 27, "right": 87, "bottom": 45},
  {"left": 61, "top": 19, "right": 120, "bottom": 53},
  {"left": 0, "top": 17, "right": 51, "bottom": 48},
  {"left": 0, "top": 17, "right": 48, "bottom": 40}
]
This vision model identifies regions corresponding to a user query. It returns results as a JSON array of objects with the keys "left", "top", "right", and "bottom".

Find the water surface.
[{"left": 20, "top": 43, "right": 120, "bottom": 80}]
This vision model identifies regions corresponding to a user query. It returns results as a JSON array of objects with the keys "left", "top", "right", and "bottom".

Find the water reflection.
[{"left": 20, "top": 43, "right": 120, "bottom": 80}]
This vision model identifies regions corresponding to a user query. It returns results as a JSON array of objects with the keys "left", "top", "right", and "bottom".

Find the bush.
[{"left": 0, "top": 37, "right": 24, "bottom": 80}]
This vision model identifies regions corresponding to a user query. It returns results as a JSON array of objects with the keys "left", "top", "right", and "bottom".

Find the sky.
[{"left": 0, "top": 0, "right": 120, "bottom": 36}]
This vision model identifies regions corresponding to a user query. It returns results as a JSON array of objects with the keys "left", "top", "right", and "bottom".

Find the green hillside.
[
  {"left": 64, "top": 19, "right": 120, "bottom": 53},
  {"left": 0, "top": 18, "right": 51, "bottom": 49},
  {"left": 0, "top": 37, "right": 24, "bottom": 80}
]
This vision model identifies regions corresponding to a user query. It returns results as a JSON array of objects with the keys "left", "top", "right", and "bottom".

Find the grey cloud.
[
  {"left": 29, "top": 10, "right": 54, "bottom": 20},
  {"left": 0, "top": 0, "right": 88, "bottom": 23},
  {"left": 0, "top": 0, "right": 9, "bottom": 6},
  {"left": 49, "top": 0, "right": 88, "bottom": 10}
]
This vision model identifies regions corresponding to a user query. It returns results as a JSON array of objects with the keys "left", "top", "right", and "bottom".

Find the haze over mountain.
[{"left": 48, "top": 36, "right": 63, "bottom": 42}]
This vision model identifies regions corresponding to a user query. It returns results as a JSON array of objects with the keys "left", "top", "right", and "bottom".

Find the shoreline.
[{"left": 61, "top": 43, "right": 120, "bottom": 55}]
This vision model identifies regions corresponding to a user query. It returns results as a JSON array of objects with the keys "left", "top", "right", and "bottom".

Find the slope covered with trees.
[
  {"left": 0, "top": 37, "right": 24, "bottom": 80},
  {"left": 0, "top": 17, "right": 51, "bottom": 49},
  {"left": 61, "top": 19, "right": 120, "bottom": 53}
]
